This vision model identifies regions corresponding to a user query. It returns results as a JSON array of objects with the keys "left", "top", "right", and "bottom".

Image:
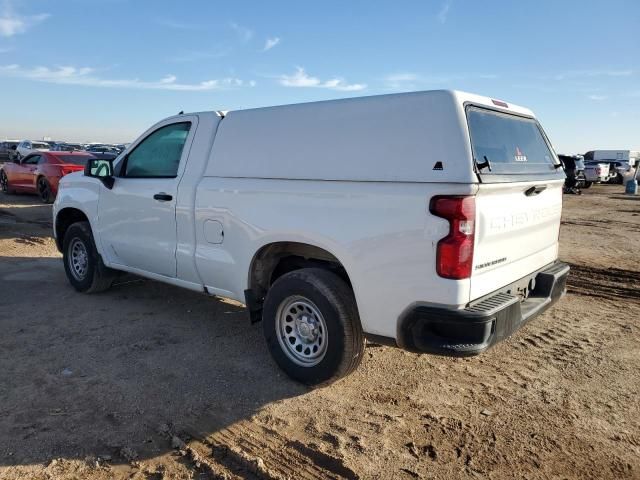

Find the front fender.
[{"left": 53, "top": 172, "right": 103, "bottom": 254}]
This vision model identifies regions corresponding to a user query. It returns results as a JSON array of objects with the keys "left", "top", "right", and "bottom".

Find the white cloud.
[
  {"left": 587, "top": 94, "right": 608, "bottom": 101},
  {"left": 384, "top": 73, "right": 420, "bottom": 89},
  {"left": 0, "top": 0, "right": 49, "bottom": 38},
  {"left": 263, "top": 37, "right": 280, "bottom": 51},
  {"left": 437, "top": 0, "right": 452, "bottom": 24},
  {"left": 383, "top": 71, "right": 499, "bottom": 89},
  {"left": 230, "top": 22, "right": 253, "bottom": 42},
  {"left": 0, "top": 64, "right": 252, "bottom": 91},
  {"left": 553, "top": 69, "right": 633, "bottom": 80},
  {"left": 279, "top": 67, "right": 366, "bottom": 92}
]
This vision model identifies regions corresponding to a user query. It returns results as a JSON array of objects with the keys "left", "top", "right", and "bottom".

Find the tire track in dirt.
[
  {"left": 512, "top": 320, "right": 602, "bottom": 371},
  {"left": 565, "top": 263, "right": 640, "bottom": 302},
  {"left": 561, "top": 219, "right": 640, "bottom": 233},
  {"left": 499, "top": 264, "right": 639, "bottom": 377},
  {"left": 169, "top": 421, "right": 358, "bottom": 480}
]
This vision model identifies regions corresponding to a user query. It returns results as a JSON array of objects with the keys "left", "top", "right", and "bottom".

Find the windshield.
[
  {"left": 32, "top": 142, "right": 50, "bottom": 149},
  {"left": 57, "top": 155, "right": 91, "bottom": 165},
  {"left": 467, "top": 107, "right": 557, "bottom": 175}
]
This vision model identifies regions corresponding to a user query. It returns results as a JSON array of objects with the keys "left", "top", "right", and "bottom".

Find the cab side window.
[
  {"left": 123, "top": 122, "right": 191, "bottom": 178},
  {"left": 22, "top": 155, "right": 40, "bottom": 165}
]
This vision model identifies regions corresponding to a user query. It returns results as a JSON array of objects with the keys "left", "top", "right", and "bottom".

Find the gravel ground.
[{"left": 0, "top": 184, "right": 638, "bottom": 480}]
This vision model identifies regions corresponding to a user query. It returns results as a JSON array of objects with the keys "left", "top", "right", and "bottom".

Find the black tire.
[
  {"left": 37, "top": 177, "right": 54, "bottom": 203},
  {"left": 0, "top": 170, "right": 11, "bottom": 194},
  {"left": 62, "top": 221, "right": 116, "bottom": 293},
  {"left": 262, "top": 268, "right": 365, "bottom": 386},
  {"left": 583, "top": 181, "right": 592, "bottom": 189}
]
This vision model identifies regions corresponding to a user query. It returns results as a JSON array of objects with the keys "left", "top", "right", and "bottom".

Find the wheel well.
[
  {"left": 246, "top": 242, "right": 352, "bottom": 321},
  {"left": 55, "top": 208, "right": 89, "bottom": 252}
]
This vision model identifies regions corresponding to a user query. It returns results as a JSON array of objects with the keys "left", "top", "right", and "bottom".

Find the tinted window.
[
  {"left": 467, "top": 107, "right": 556, "bottom": 174},
  {"left": 57, "top": 155, "right": 92, "bottom": 165},
  {"left": 124, "top": 122, "right": 190, "bottom": 178},
  {"left": 23, "top": 155, "right": 40, "bottom": 165}
]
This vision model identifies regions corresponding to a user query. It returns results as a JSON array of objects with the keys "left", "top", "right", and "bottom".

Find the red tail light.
[
  {"left": 60, "top": 166, "right": 78, "bottom": 176},
  {"left": 429, "top": 196, "right": 476, "bottom": 279}
]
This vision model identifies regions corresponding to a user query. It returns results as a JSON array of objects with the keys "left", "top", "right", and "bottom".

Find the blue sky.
[{"left": 0, "top": 0, "right": 638, "bottom": 152}]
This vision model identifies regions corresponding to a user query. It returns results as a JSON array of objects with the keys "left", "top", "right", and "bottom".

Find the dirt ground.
[{"left": 0, "top": 183, "right": 638, "bottom": 480}]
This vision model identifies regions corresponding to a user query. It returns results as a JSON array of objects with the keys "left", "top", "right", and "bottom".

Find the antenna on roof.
[{"left": 178, "top": 110, "right": 184, "bottom": 115}]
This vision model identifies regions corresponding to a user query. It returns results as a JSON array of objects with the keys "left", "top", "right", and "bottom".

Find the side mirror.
[{"left": 85, "top": 158, "right": 115, "bottom": 189}]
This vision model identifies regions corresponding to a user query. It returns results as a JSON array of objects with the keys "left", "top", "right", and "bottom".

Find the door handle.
[
  {"left": 524, "top": 185, "right": 547, "bottom": 196},
  {"left": 153, "top": 192, "right": 173, "bottom": 201}
]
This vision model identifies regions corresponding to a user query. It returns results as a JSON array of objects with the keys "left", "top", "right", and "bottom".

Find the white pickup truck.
[
  {"left": 583, "top": 161, "right": 612, "bottom": 186},
  {"left": 53, "top": 90, "right": 569, "bottom": 386}
]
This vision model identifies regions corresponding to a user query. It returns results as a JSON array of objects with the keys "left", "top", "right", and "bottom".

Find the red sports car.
[{"left": 0, "top": 151, "right": 95, "bottom": 203}]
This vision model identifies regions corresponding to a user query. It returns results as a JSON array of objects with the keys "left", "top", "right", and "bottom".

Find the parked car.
[
  {"left": 86, "top": 145, "right": 118, "bottom": 155},
  {"left": 53, "top": 90, "right": 569, "bottom": 385},
  {"left": 584, "top": 161, "right": 612, "bottom": 186},
  {"left": 51, "top": 143, "right": 85, "bottom": 152},
  {"left": 0, "top": 140, "right": 19, "bottom": 162},
  {"left": 87, "top": 151, "right": 118, "bottom": 161},
  {"left": 0, "top": 151, "right": 94, "bottom": 203},
  {"left": 15, "top": 140, "right": 51, "bottom": 161},
  {"left": 606, "top": 161, "right": 631, "bottom": 184}
]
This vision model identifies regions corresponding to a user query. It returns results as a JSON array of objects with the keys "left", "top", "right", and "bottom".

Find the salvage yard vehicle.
[
  {"left": 53, "top": 90, "right": 570, "bottom": 386},
  {"left": 0, "top": 140, "right": 19, "bottom": 162},
  {"left": 584, "top": 161, "right": 612, "bottom": 187},
  {"left": 15, "top": 140, "right": 51, "bottom": 160},
  {"left": 51, "top": 143, "right": 85, "bottom": 152},
  {"left": 1, "top": 151, "right": 95, "bottom": 203}
]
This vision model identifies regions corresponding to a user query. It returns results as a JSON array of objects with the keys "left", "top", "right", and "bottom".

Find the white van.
[{"left": 53, "top": 90, "right": 569, "bottom": 385}]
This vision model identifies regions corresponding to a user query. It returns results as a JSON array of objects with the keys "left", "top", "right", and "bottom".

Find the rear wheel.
[
  {"left": 583, "top": 181, "right": 592, "bottom": 189},
  {"left": 62, "top": 221, "right": 116, "bottom": 293},
  {"left": 262, "top": 268, "right": 365, "bottom": 386},
  {"left": 0, "top": 170, "right": 11, "bottom": 194},
  {"left": 37, "top": 177, "right": 54, "bottom": 203}
]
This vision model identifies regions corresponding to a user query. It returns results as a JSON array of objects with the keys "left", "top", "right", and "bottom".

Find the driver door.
[
  {"left": 96, "top": 117, "right": 198, "bottom": 278},
  {"left": 14, "top": 154, "right": 40, "bottom": 191}
]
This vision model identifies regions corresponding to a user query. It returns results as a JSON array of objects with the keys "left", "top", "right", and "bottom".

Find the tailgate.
[{"left": 470, "top": 180, "right": 563, "bottom": 300}]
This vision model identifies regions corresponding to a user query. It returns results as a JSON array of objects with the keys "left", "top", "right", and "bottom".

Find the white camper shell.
[{"left": 53, "top": 90, "right": 570, "bottom": 385}]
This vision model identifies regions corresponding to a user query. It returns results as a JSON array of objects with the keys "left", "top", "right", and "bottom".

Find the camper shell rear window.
[{"left": 466, "top": 106, "right": 559, "bottom": 177}]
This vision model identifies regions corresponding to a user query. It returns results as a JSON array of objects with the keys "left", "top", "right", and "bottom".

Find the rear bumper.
[{"left": 396, "top": 261, "right": 569, "bottom": 356}]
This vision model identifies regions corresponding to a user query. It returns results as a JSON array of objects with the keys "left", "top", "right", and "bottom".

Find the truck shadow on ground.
[{"left": 0, "top": 256, "right": 306, "bottom": 468}]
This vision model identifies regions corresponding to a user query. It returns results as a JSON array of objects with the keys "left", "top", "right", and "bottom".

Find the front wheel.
[
  {"left": 583, "top": 181, "right": 592, "bottom": 189},
  {"left": 262, "top": 268, "right": 365, "bottom": 386},
  {"left": 62, "top": 221, "right": 116, "bottom": 293}
]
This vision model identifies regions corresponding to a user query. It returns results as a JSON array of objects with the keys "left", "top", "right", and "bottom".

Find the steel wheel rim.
[
  {"left": 276, "top": 295, "right": 328, "bottom": 367},
  {"left": 0, "top": 172, "right": 7, "bottom": 192},
  {"left": 68, "top": 238, "right": 89, "bottom": 281},
  {"left": 38, "top": 179, "right": 49, "bottom": 201}
]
